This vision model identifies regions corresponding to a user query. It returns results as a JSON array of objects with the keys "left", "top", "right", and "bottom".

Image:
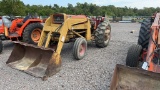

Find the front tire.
[
  {"left": 126, "top": 44, "right": 142, "bottom": 67},
  {"left": 73, "top": 38, "right": 87, "bottom": 60},
  {"left": 0, "top": 40, "right": 3, "bottom": 53},
  {"left": 94, "top": 20, "right": 111, "bottom": 48},
  {"left": 23, "top": 23, "right": 43, "bottom": 44}
]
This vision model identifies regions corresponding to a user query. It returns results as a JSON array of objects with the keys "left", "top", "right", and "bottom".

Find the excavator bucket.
[
  {"left": 110, "top": 64, "right": 160, "bottom": 90},
  {"left": 6, "top": 41, "right": 61, "bottom": 80}
]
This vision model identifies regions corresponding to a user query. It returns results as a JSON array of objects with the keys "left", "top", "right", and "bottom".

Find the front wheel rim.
[
  {"left": 31, "top": 28, "right": 41, "bottom": 43},
  {"left": 79, "top": 44, "right": 86, "bottom": 56}
]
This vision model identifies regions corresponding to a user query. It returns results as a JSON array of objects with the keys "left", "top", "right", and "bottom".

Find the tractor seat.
[
  {"left": 17, "top": 23, "right": 23, "bottom": 27},
  {"left": 23, "top": 15, "right": 30, "bottom": 23}
]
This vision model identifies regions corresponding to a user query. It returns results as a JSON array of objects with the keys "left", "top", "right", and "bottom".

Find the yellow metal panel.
[
  {"left": 43, "top": 26, "right": 59, "bottom": 32},
  {"left": 38, "top": 13, "right": 92, "bottom": 56},
  {"left": 4, "top": 26, "right": 9, "bottom": 36},
  {"left": 86, "top": 20, "right": 91, "bottom": 40},
  {"left": 71, "top": 24, "right": 88, "bottom": 29}
]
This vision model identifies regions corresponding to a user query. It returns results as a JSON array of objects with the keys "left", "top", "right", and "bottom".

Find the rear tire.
[
  {"left": 73, "top": 38, "right": 87, "bottom": 60},
  {"left": 0, "top": 40, "right": 3, "bottom": 53},
  {"left": 94, "top": 20, "right": 111, "bottom": 48},
  {"left": 126, "top": 44, "right": 142, "bottom": 67},
  {"left": 23, "top": 23, "right": 43, "bottom": 44},
  {"left": 138, "top": 19, "right": 151, "bottom": 49}
]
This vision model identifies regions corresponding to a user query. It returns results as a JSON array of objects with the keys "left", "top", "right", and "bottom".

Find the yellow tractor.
[{"left": 7, "top": 13, "right": 111, "bottom": 80}]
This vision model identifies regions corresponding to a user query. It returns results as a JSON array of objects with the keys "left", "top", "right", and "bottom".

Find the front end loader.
[
  {"left": 110, "top": 64, "right": 160, "bottom": 90},
  {"left": 6, "top": 13, "right": 111, "bottom": 80},
  {"left": 110, "top": 13, "right": 160, "bottom": 90}
]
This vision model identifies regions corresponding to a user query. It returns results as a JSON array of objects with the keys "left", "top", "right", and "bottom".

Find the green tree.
[
  {"left": 0, "top": 1, "right": 159, "bottom": 17},
  {"left": 0, "top": 0, "right": 25, "bottom": 15}
]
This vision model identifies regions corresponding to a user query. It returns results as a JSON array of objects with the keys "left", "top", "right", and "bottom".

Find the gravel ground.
[{"left": 0, "top": 23, "right": 140, "bottom": 90}]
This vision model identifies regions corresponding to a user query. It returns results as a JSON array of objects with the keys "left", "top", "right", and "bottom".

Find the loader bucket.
[
  {"left": 110, "top": 64, "right": 160, "bottom": 90},
  {"left": 6, "top": 41, "right": 61, "bottom": 80}
]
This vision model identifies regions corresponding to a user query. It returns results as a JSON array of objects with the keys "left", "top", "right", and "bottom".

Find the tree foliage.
[
  {"left": 0, "top": 0, "right": 25, "bottom": 16},
  {"left": 0, "top": 0, "right": 159, "bottom": 16}
]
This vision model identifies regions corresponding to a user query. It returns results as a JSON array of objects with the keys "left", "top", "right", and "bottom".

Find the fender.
[{"left": 18, "top": 19, "right": 42, "bottom": 36}]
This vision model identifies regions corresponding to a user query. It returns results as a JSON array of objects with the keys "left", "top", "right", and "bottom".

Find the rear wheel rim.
[
  {"left": 104, "top": 26, "right": 111, "bottom": 43},
  {"left": 31, "top": 28, "right": 41, "bottom": 43}
]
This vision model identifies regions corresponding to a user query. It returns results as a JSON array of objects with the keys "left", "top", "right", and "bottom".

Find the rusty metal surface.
[
  {"left": 12, "top": 41, "right": 55, "bottom": 51},
  {"left": 6, "top": 41, "right": 61, "bottom": 79},
  {"left": 158, "top": 29, "right": 160, "bottom": 45},
  {"left": 152, "top": 13, "right": 160, "bottom": 45},
  {"left": 147, "top": 13, "right": 160, "bottom": 72},
  {"left": 110, "top": 64, "right": 160, "bottom": 90},
  {"left": 152, "top": 13, "right": 160, "bottom": 27}
]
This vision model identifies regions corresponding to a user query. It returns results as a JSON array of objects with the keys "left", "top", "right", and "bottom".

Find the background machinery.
[
  {"left": 6, "top": 13, "right": 111, "bottom": 80},
  {"left": 0, "top": 16, "right": 4, "bottom": 53},
  {"left": 110, "top": 13, "right": 160, "bottom": 90},
  {"left": 0, "top": 15, "right": 43, "bottom": 53}
]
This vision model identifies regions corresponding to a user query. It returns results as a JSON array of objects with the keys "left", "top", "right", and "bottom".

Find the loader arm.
[{"left": 38, "top": 16, "right": 90, "bottom": 53}]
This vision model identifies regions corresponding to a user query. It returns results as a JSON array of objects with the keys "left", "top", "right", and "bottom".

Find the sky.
[{"left": 22, "top": 0, "right": 160, "bottom": 9}]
